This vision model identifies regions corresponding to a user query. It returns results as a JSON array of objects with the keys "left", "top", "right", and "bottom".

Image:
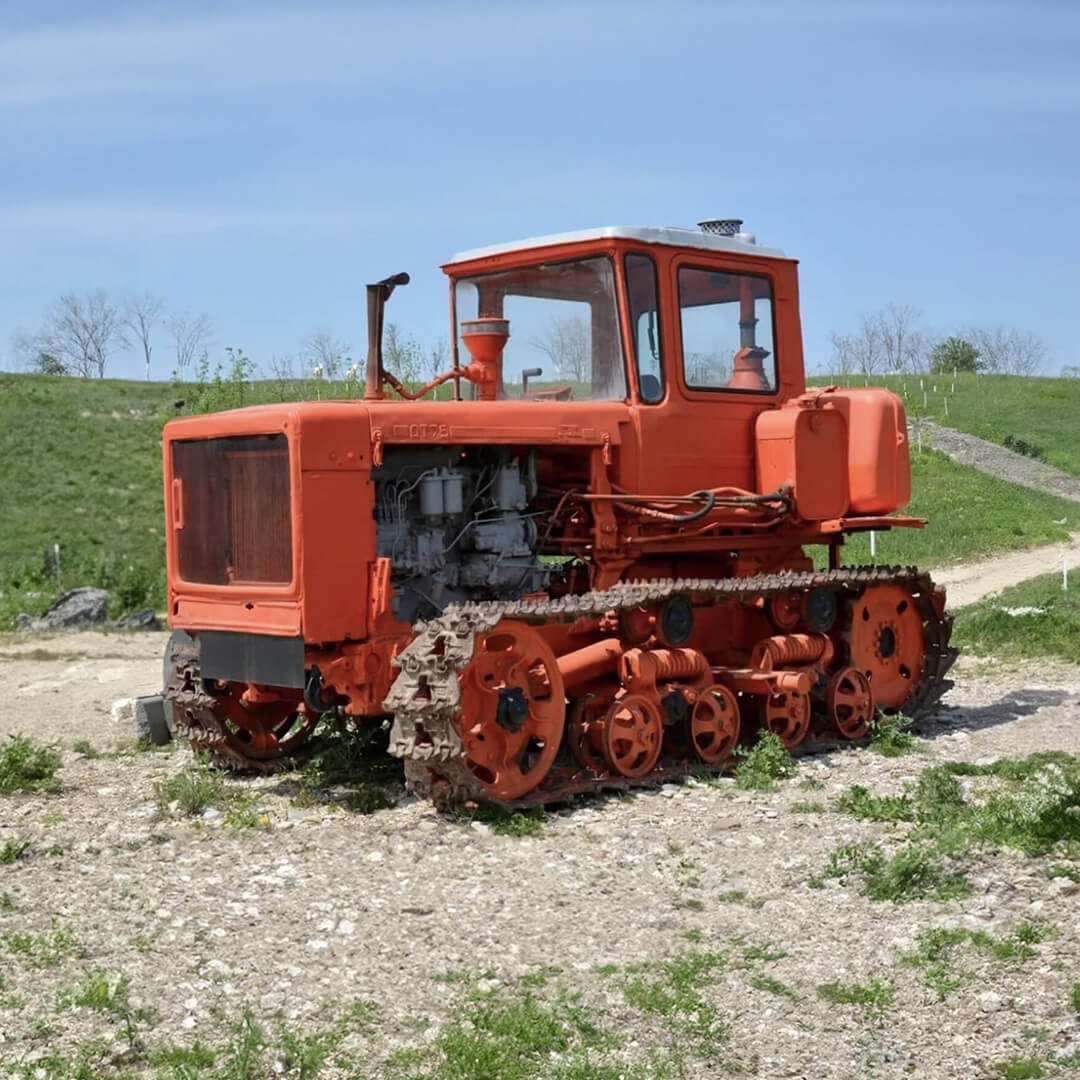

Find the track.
[{"left": 385, "top": 566, "right": 957, "bottom": 809}]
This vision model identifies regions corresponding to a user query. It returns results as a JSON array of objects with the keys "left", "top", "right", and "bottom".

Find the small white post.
[
  {"left": 1065, "top": 555, "right": 1069, "bottom": 592},
  {"left": 917, "top": 426, "right": 923, "bottom": 454},
  {"left": 53, "top": 543, "right": 61, "bottom": 592},
  {"left": 870, "top": 530, "right": 877, "bottom": 558},
  {"left": 944, "top": 397, "right": 949, "bottom": 417},
  {"left": 923, "top": 390, "right": 928, "bottom": 407}
]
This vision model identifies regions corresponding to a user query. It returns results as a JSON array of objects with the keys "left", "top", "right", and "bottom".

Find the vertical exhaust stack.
[{"left": 364, "top": 272, "right": 410, "bottom": 400}]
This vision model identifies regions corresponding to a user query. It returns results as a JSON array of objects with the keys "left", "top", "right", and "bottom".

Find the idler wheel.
[
  {"left": 849, "top": 584, "right": 924, "bottom": 709},
  {"left": 457, "top": 621, "right": 565, "bottom": 800},
  {"left": 567, "top": 691, "right": 612, "bottom": 776},
  {"left": 768, "top": 592, "right": 802, "bottom": 631},
  {"left": 763, "top": 689, "right": 810, "bottom": 748},
  {"left": 602, "top": 693, "right": 663, "bottom": 778},
  {"left": 216, "top": 692, "right": 316, "bottom": 763},
  {"left": 826, "top": 667, "right": 874, "bottom": 740},
  {"left": 689, "top": 686, "right": 741, "bottom": 764}
]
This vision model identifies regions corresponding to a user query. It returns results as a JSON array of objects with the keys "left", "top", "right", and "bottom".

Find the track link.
[{"left": 386, "top": 566, "right": 957, "bottom": 809}]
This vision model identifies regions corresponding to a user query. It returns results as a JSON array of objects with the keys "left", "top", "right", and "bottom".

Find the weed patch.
[
  {"left": 749, "top": 973, "right": 793, "bottom": 997},
  {"left": 734, "top": 731, "right": 796, "bottom": 791},
  {"left": 835, "top": 785, "right": 914, "bottom": 822},
  {"left": 0, "top": 735, "right": 61, "bottom": 793},
  {"left": 460, "top": 806, "right": 546, "bottom": 837},
  {"left": 998, "top": 1058, "right": 1044, "bottom": 1079},
  {"left": 868, "top": 713, "right": 918, "bottom": 757},
  {"left": 825, "top": 840, "right": 971, "bottom": 903},
  {"left": 0, "top": 838, "right": 31, "bottom": 864},
  {"left": 154, "top": 755, "right": 226, "bottom": 816},
  {"left": 4, "top": 923, "right": 79, "bottom": 966},
  {"left": 622, "top": 950, "right": 729, "bottom": 1056},
  {"left": 59, "top": 970, "right": 157, "bottom": 1053},
  {"left": 816, "top": 977, "right": 895, "bottom": 1020},
  {"left": 900, "top": 924, "right": 1052, "bottom": 998}
]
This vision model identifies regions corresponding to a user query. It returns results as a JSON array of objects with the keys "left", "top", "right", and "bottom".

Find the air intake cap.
[
  {"left": 698, "top": 218, "right": 757, "bottom": 244},
  {"left": 698, "top": 218, "right": 743, "bottom": 236}
]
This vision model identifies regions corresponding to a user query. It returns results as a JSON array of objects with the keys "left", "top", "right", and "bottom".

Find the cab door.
[{"left": 626, "top": 247, "right": 800, "bottom": 497}]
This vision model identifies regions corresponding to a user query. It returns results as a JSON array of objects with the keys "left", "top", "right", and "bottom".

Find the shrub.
[
  {"left": 734, "top": 731, "right": 796, "bottom": 791},
  {"left": 0, "top": 736, "right": 62, "bottom": 794}
]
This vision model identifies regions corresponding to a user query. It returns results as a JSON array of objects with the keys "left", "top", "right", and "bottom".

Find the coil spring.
[{"left": 750, "top": 633, "right": 831, "bottom": 671}]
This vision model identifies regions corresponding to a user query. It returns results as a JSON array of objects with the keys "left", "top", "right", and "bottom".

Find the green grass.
[
  {"left": 3, "top": 923, "right": 80, "bottom": 966},
  {"left": 734, "top": 730, "right": 796, "bottom": 791},
  {"left": 816, "top": 977, "right": 895, "bottom": 1020},
  {"left": 0, "top": 735, "right": 62, "bottom": 794},
  {"left": 0, "top": 838, "right": 31, "bottom": 864},
  {"left": 812, "top": 372, "right": 1080, "bottom": 478},
  {"left": 998, "top": 1058, "right": 1045, "bottom": 1079},
  {"left": 954, "top": 572, "right": 1080, "bottom": 664},
  {"left": 835, "top": 785, "right": 914, "bottom": 822},
  {"left": 900, "top": 924, "right": 1052, "bottom": 998},
  {"left": 831, "top": 449, "right": 1080, "bottom": 569},
  {"left": 0, "top": 372, "right": 170, "bottom": 626},
  {"left": 5, "top": 370, "right": 1080, "bottom": 630},
  {"left": 868, "top": 712, "right": 919, "bottom": 757},
  {"left": 825, "top": 840, "right": 972, "bottom": 903},
  {"left": 154, "top": 755, "right": 226, "bottom": 816},
  {"left": 622, "top": 950, "right": 729, "bottom": 1056},
  {"left": 460, "top": 806, "right": 547, "bottom": 837},
  {"left": 822, "top": 752, "right": 1080, "bottom": 903},
  {"left": 58, "top": 969, "right": 158, "bottom": 1053}
]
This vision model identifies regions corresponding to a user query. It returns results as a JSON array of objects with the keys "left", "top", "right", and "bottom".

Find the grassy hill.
[
  {"left": 810, "top": 372, "right": 1080, "bottom": 477},
  {"left": 2, "top": 371, "right": 1079, "bottom": 628}
]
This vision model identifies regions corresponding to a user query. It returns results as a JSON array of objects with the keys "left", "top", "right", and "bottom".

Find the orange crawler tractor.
[{"left": 162, "top": 219, "right": 956, "bottom": 807}]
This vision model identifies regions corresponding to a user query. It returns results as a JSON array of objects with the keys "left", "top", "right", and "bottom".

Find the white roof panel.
[{"left": 447, "top": 225, "right": 789, "bottom": 265}]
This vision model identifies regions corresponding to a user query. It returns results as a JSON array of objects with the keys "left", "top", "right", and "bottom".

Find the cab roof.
[{"left": 446, "top": 225, "right": 789, "bottom": 266}]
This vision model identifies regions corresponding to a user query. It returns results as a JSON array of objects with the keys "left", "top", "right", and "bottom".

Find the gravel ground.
[
  {"left": 912, "top": 420, "right": 1080, "bottom": 503},
  {"left": 2, "top": 633, "right": 1080, "bottom": 1079}
]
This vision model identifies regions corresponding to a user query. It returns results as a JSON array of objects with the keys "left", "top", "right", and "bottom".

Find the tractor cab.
[{"left": 438, "top": 219, "right": 803, "bottom": 409}]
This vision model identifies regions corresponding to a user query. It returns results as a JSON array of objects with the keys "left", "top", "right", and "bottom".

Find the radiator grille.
[{"left": 173, "top": 434, "right": 292, "bottom": 585}]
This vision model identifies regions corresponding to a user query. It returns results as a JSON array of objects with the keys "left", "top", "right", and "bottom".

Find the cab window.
[
  {"left": 678, "top": 267, "right": 776, "bottom": 393},
  {"left": 453, "top": 255, "right": 626, "bottom": 400},
  {"left": 625, "top": 253, "right": 663, "bottom": 403}
]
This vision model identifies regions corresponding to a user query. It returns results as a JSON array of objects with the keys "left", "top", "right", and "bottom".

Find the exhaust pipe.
[{"left": 364, "top": 271, "right": 410, "bottom": 400}]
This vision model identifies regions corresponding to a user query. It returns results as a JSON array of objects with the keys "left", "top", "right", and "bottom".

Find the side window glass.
[
  {"left": 625, "top": 253, "right": 663, "bottom": 403},
  {"left": 678, "top": 267, "right": 776, "bottom": 392}
]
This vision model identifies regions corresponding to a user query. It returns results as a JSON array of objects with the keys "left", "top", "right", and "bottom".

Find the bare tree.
[
  {"left": 966, "top": 325, "right": 1046, "bottom": 376},
  {"left": 831, "top": 304, "right": 928, "bottom": 377},
  {"left": 873, "top": 303, "right": 926, "bottom": 375},
  {"left": 123, "top": 292, "right": 164, "bottom": 381},
  {"left": 531, "top": 316, "right": 590, "bottom": 382},
  {"left": 383, "top": 322, "right": 422, "bottom": 383},
  {"left": 427, "top": 337, "right": 448, "bottom": 381},
  {"left": 301, "top": 330, "right": 351, "bottom": 381},
  {"left": 169, "top": 312, "right": 214, "bottom": 378},
  {"left": 18, "top": 292, "right": 126, "bottom": 378},
  {"left": 830, "top": 315, "right": 884, "bottom": 377}
]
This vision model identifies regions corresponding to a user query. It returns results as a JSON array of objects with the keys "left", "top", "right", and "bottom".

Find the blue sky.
[{"left": 1, "top": 0, "right": 1077, "bottom": 380}]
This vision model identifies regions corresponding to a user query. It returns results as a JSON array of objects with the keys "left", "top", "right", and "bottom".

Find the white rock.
[
  {"left": 977, "top": 991, "right": 1002, "bottom": 1012},
  {"left": 110, "top": 698, "right": 136, "bottom": 725}
]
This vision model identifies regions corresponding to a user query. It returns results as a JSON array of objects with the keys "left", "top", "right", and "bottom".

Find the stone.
[
  {"left": 115, "top": 608, "right": 161, "bottom": 631},
  {"left": 15, "top": 586, "right": 109, "bottom": 632}
]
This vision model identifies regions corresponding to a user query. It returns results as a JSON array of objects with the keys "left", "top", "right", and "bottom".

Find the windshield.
[{"left": 453, "top": 255, "right": 627, "bottom": 401}]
